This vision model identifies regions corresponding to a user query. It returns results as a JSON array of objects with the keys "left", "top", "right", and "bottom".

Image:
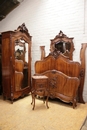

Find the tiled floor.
[{"left": 0, "top": 95, "right": 87, "bottom": 130}]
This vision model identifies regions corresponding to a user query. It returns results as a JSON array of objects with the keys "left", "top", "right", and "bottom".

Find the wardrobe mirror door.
[{"left": 15, "top": 39, "right": 28, "bottom": 91}]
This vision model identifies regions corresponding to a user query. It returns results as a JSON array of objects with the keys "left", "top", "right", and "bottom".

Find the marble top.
[{"left": 32, "top": 75, "right": 48, "bottom": 79}]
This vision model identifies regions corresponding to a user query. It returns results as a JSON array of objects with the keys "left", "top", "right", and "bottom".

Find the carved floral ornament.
[
  {"left": 14, "top": 23, "right": 31, "bottom": 38},
  {"left": 55, "top": 30, "right": 68, "bottom": 38},
  {"left": 16, "top": 23, "right": 28, "bottom": 33}
]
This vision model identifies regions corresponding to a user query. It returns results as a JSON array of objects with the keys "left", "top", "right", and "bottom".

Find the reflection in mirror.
[
  {"left": 55, "top": 41, "right": 71, "bottom": 53},
  {"left": 15, "top": 39, "right": 28, "bottom": 66},
  {"left": 15, "top": 38, "right": 28, "bottom": 91}
]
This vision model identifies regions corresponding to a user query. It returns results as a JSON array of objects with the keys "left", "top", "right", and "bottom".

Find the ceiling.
[{"left": 0, "top": 0, "right": 23, "bottom": 21}]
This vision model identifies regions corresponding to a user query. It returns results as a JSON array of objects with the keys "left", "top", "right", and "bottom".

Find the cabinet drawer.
[
  {"left": 36, "top": 82, "right": 47, "bottom": 89},
  {"left": 35, "top": 79, "right": 47, "bottom": 83}
]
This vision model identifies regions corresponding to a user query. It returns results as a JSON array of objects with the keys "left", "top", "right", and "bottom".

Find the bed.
[{"left": 32, "top": 31, "right": 81, "bottom": 108}]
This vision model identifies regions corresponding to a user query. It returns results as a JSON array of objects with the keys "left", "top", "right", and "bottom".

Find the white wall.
[{"left": 0, "top": 0, "right": 87, "bottom": 102}]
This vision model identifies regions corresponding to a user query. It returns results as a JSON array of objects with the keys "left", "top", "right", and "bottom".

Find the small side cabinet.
[
  {"left": 1, "top": 23, "right": 32, "bottom": 103},
  {"left": 31, "top": 75, "right": 49, "bottom": 110}
]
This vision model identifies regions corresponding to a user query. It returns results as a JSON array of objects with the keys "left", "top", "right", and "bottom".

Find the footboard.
[{"left": 35, "top": 70, "right": 80, "bottom": 108}]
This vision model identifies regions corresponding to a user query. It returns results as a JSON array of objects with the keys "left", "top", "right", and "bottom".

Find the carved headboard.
[{"left": 35, "top": 53, "right": 80, "bottom": 78}]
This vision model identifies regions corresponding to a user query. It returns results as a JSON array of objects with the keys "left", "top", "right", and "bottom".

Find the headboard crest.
[
  {"left": 54, "top": 30, "right": 68, "bottom": 38},
  {"left": 50, "top": 30, "right": 74, "bottom": 60}
]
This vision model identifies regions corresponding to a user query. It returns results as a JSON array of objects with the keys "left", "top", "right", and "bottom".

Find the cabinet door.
[{"left": 15, "top": 60, "right": 24, "bottom": 91}]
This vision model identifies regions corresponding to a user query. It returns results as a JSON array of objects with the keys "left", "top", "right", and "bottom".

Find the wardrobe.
[{"left": 1, "top": 23, "right": 32, "bottom": 103}]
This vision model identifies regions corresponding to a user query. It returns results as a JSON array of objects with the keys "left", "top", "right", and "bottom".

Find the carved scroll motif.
[
  {"left": 14, "top": 23, "right": 31, "bottom": 38},
  {"left": 49, "top": 77, "right": 57, "bottom": 88},
  {"left": 16, "top": 23, "right": 28, "bottom": 33}
]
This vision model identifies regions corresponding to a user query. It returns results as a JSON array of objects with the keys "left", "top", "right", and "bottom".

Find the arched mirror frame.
[
  {"left": 50, "top": 30, "right": 75, "bottom": 60},
  {"left": 80, "top": 43, "right": 87, "bottom": 103}
]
